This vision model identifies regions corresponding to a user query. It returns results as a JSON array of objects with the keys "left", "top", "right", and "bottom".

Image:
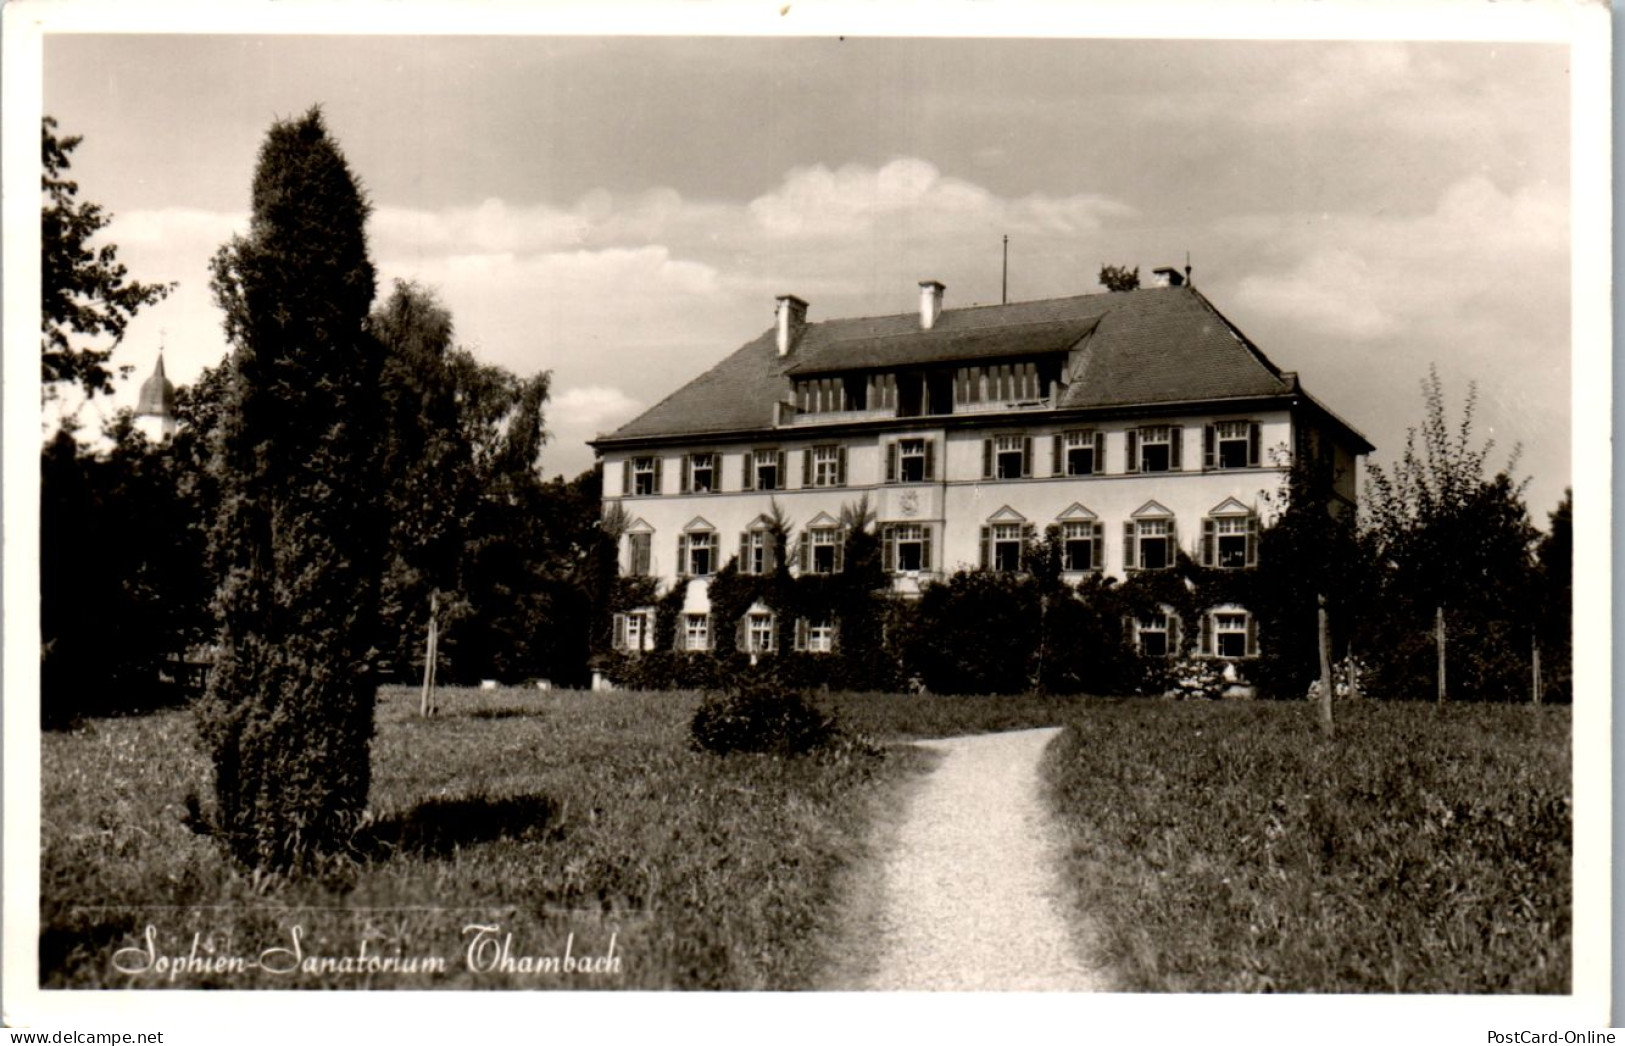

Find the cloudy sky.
[{"left": 43, "top": 32, "right": 1573, "bottom": 518}]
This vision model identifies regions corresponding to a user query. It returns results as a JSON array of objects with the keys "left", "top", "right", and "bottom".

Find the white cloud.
[
  {"left": 747, "top": 158, "right": 1135, "bottom": 240},
  {"left": 1229, "top": 176, "right": 1566, "bottom": 345}
]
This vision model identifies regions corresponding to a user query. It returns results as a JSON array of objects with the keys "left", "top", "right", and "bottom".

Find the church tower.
[{"left": 134, "top": 351, "right": 177, "bottom": 443}]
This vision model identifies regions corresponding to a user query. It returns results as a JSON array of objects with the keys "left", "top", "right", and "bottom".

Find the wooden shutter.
[
  {"left": 776, "top": 450, "right": 786, "bottom": 485},
  {"left": 1204, "top": 425, "right": 1216, "bottom": 470},
  {"left": 835, "top": 527, "right": 847, "bottom": 573},
  {"left": 830, "top": 619, "right": 840, "bottom": 652},
  {"left": 1248, "top": 422, "right": 1261, "bottom": 467},
  {"left": 1021, "top": 523, "right": 1036, "bottom": 568},
  {"left": 680, "top": 454, "right": 692, "bottom": 493},
  {"left": 1202, "top": 518, "right": 1216, "bottom": 567},
  {"left": 836, "top": 445, "right": 848, "bottom": 486},
  {"left": 882, "top": 526, "right": 896, "bottom": 572},
  {"left": 1094, "top": 431, "right": 1106, "bottom": 472},
  {"left": 738, "top": 532, "right": 750, "bottom": 571},
  {"left": 677, "top": 534, "right": 690, "bottom": 576},
  {"left": 1168, "top": 519, "right": 1179, "bottom": 561},
  {"left": 1246, "top": 614, "right": 1259, "bottom": 657},
  {"left": 983, "top": 439, "right": 994, "bottom": 479},
  {"left": 803, "top": 448, "right": 813, "bottom": 487},
  {"left": 921, "top": 525, "right": 934, "bottom": 570},
  {"left": 764, "top": 533, "right": 778, "bottom": 574},
  {"left": 794, "top": 617, "right": 809, "bottom": 652},
  {"left": 1053, "top": 433, "right": 1065, "bottom": 476},
  {"left": 742, "top": 451, "right": 754, "bottom": 490},
  {"left": 736, "top": 616, "right": 748, "bottom": 652},
  {"left": 1246, "top": 516, "right": 1259, "bottom": 567},
  {"left": 611, "top": 613, "right": 627, "bottom": 651},
  {"left": 979, "top": 526, "right": 991, "bottom": 570},
  {"left": 1022, "top": 436, "right": 1033, "bottom": 477},
  {"left": 622, "top": 459, "right": 632, "bottom": 495},
  {"left": 798, "top": 532, "right": 811, "bottom": 573},
  {"left": 886, "top": 442, "right": 899, "bottom": 483},
  {"left": 1124, "top": 521, "right": 1136, "bottom": 571},
  {"left": 1126, "top": 430, "right": 1139, "bottom": 473},
  {"left": 1200, "top": 612, "right": 1213, "bottom": 656},
  {"left": 1091, "top": 522, "right": 1105, "bottom": 570},
  {"left": 1169, "top": 429, "right": 1182, "bottom": 471},
  {"left": 923, "top": 440, "right": 935, "bottom": 481},
  {"left": 651, "top": 456, "right": 662, "bottom": 494},
  {"left": 1169, "top": 614, "right": 1182, "bottom": 654}
]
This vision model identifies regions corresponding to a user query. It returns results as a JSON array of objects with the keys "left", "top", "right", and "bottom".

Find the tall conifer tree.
[{"left": 198, "top": 108, "right": 384, "bottom": 870}]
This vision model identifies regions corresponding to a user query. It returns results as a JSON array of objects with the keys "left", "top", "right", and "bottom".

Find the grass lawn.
[
  {"left": 1042, "top": 698, "right": 1571, "bottom": 993},
  {"left": 40, "top": 684, "right": 1080, "bottom": 989}
]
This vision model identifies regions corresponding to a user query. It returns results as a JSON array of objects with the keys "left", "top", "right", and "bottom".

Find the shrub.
[
  {"left": 1163, "top": 656, "right": 1226, "bottom": 700},
  {"left": 689, "top": 678, "right": 838, "bottom": 756}
]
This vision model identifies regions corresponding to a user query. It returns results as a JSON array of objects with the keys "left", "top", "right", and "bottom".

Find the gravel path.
[{"left": 859, "top": 726, "right": 1110, "bottom": 991}]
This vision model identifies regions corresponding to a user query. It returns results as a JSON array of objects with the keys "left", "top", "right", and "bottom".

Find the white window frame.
[
  {"left": 754, "top": 449, "right": 782, "bottom": 491},
  {"left": 1062, "top": 429, "right": 1099, "bottom": 476},
  {"left": 891, "top": 523, "right": 927, "bottom": 573},
  {"left": 688, "top": 452, "right": 716, "bottom": 493},
  {"left": 810, "top": 527, "right": 840, "bottom": 575},
  {"left": 617, "top": 609, "right": 654, "bottom": 653},
  {"left": 1062, "top": 520, "right": 1097, "bottom": 573},
  {"left": 1214, "top": 516, "right": 1250, "bottom": 570},
  {"left": 796, "top": 618, "right": 837, "bottom": 654},
  {"left": 994, "top": 434, "right": 1026, "bottom": 480},
  {"left": 746, "top": 611, "right": 776, "bottom": 654},
  {"left": 1139, "top": 426, "right": 1175, "bottom": 473},
  {"left": 1135, "top": 609, "right": 1178, "bottom": 658},
  {"left": 991, "top": 522, "right": 1024, "bottom": 572},
  {"left": 1134, "top": 518, "right": 1173, "bottom": 571},
  {"left": 685, "top": 530, "right": 717, "bottom": 577},
  {"left": 811, "top": 445, "right": 841, "bottom": 487},
  {"left": 632, "top": 456, "right": 658, "bottom": 496},
  {"left": 898, "top": 438, "right": 929, "bottom": 483},
  {"left": 742, "top": 527, "right": 774, "bottom": 576},
  {"left": 1212, "top": 611, "right": 1251, "bottom": 658}
]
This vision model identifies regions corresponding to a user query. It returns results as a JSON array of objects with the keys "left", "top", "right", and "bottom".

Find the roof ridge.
[{"left": 825, "top": 313, "right": 1100, "bottom": 344}]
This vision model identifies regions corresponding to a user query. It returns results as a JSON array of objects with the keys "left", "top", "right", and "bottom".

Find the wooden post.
[
  {"left": 1435, "top": 605, "right": 1447, "bottom": 705},
  {"left": 420, "top": 590, "right": 440, "bottom": 718},
  {"left": 1532, "top": 635, "right": 1542, "bottom": 706},
  {"left": 1317, "top": 593, "right": 1333, "bottom": 737}
]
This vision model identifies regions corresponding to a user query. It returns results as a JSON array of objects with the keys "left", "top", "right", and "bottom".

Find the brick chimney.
[
  {"left": 919, "top": 280, "right": 945, "bottom": 329},
  {"left": 775, "top": 294, "right": 808, "bottom": 356}
]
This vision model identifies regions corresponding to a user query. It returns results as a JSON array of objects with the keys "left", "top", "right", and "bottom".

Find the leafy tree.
[
  {"left": 1098, "top": 264, "right": 1140, "bottom": 293},
  {"left": 1251, "top": 454, "right": 1366, "bottom": 699},
  {"left": 39, "top": 413, "right": 213, "bottom": 726},
  {"left": 41, "top": 116, "right": 172, "bottom": 402},
  {"left": 1361, "top": 367, "right": 1538, "bottom": 700},
  {"left": 372, "top": 281, "right": 477, "bottom": 682},
  {"left": 196, "top": 108, "right": 387, "bottom": 871}
]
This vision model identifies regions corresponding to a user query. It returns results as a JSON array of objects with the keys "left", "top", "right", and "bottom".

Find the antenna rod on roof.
[
  {"left": 1185, "top": 250, "right": 1192, "bottom": 286},
  {"left": 1002, "top": 235, "right": 1009, "bottom": 304}
]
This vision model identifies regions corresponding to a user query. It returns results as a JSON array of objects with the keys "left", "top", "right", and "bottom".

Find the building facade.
[{"left": 590, "top": 270, "right": 1371, "bottom": 661}]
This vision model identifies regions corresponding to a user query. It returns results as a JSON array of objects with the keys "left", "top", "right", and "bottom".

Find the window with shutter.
[
  {"left": 992, "top": 434, "right": 1026, "bottom": 479},
  {"left": 627, "top": 532, "right": 652, "bottom": 577},
  {"left": 1062, "top": 520, "right": 1097, "bottom": 572},
  {"left": 809, "top": 445, "right": 842, "bottom": 487},
  {"left": 1060, "top": 430, "right": 1099, "bottom": 476},
  {"left": 742, "top": 451, "right": 755, "bottom": 490},
  {"left": 897, "top": 439, "right": 928, "bottom": 482},
  {"left": 1213, "top": 420, "right": 1256, "bottom": 470},
  {"left": 689, "top": 452, "right": 715, "bottom": 493}
]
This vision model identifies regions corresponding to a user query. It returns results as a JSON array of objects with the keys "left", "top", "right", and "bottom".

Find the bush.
[{"left": 689, "top": 678, "right": 838, "bottom": 756}]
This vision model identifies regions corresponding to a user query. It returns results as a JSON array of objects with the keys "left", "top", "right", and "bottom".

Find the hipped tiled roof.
[{"left": 599, "top": 286, "right": 1337, "bottom": 443}]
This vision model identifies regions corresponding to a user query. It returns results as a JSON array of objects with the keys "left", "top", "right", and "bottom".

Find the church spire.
[{"left": 134, "top": 346, "right": 177, "bottom": 442}]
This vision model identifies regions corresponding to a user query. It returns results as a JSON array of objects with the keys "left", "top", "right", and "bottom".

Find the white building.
[{"left": 590, "top": 269, "right": 1370, "bottom": 660}]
